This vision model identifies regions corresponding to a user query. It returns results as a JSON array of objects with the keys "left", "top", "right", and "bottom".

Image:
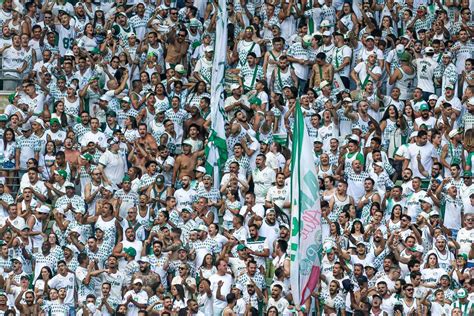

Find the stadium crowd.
[{"left": 0, "top": 0, "right": 472, "bottom": 315}]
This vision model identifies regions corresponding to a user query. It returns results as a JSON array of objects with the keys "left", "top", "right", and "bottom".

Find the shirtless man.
[
  {"left": 310, "top": 52, "right": 334, "bottom": 89},
  {"left": 136, "top": 122, "right": 158, "bottom": 152},
  {"left": 165, "top": 27, "right": 189, "bottom": 69},
  {"left": 64, "top": 137, "right": 80, "bottom": 170},
  {"left": 172, "top": 140, "right": 204, "bottom": 184},
  {"left": 222, "top": 293, "right": 237, "bottom": 316},
  {"left": 15, "top": 290, "right": 41, "bottom": 315}
]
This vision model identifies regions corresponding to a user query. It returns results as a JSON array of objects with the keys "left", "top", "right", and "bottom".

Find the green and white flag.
[
  {"left": 204, "top": 0, "right": 228, "bottom": 188},
  {"left": 289, "top": 102, "right": 323, "bottom": 309}
]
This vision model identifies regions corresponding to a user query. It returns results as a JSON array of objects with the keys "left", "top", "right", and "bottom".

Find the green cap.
[
  {"left": 50, "top": 118, "right": 60, "bottom": 125},
  {"left": 236, "top": 244, "right": 247, "bottom": 251},
  {"left": 8, "top": 92, "right": 18, "bottom": 104},
  {"left": 90, "top": 48, "right": 101, "bottom": 55},
  {"left": 54, "top": 169, "right": 67, "bottom": 179},
  {"left": 123, "top": 247, "right": 137, "bottom": 257},
  {"left": 249, "top": 96, "right": 262, "bottom": 106},
  {"left": 419, "top": 104, "right": 429, "bottom": 111},
  {"left": 463, "top": 170, "right": 472, "bottom": 178},
  {"left": 80, "top": 153, "right": 93, "bottom": 161},
  {"left": 457, "top": 253, "right": 468, "bottom": 260},
  {"left": 106, "top": 111, "right": 117, "bottom": 117},
  {"left": 0, "top": 114, "right": 8, "bottom": 122},
  {"left": 399, "top": 52, "right": 412, "bottom": 62},
  {"left": 122, "top": 175, "right": 131, "bottom": 183}
]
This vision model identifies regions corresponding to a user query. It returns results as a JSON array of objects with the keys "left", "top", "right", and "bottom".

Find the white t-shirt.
[
  {"left": 122, "top": 289, "right": 148, "bottom": 316},
  {"left": 98, "top": 150, "right": 127, "bottom": 187},
  {"left": 209, "top": 274, "right": 233, "bottom": 310},
  {"left": 48, "top": 272, "right": 76, "bottom": 304},
  {"left": 407, "top": 143, "right": 437, "bottom": 179},
  {"left": 174, "top": 188, "right": 197, "bottom": 211}
]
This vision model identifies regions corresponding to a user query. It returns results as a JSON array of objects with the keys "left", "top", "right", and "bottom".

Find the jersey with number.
[{"left": 56, "top": 24, "right": 76, "bottom": 56}]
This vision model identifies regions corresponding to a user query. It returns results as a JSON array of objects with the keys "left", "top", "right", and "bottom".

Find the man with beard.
[
  {"left": 132, "top": 257, "right": 161, "bottom": 297},
  {"left": 113, "top": 227, "right": 143, "bottom": 269},
  {"left": 210, "top": 259, "right": 234, "bottom": 316},
  {"left": 101, "top": 255, "right": 127, "bottom": 302},
  {"left": 252, "top": 154, "right": 275, "bottom": 205},
  {"left": 196, "top": 175, "right": 222, "bottom": 221},
  {"left": 96, "top": 282, "right": 120, "bottom": 315},
  {"left": 414, "top": 104, "right": 436, "bottom": 131},
  {"left": 245, "top": 224, "right": 270, "bottom": 273},
  {"left": 266, "top": 284, "right": 289, "bottom": 314},
  {"left": 236, "top": 260, "right": 267, "bottom": 300},
  {"left": 173, "top": 141, "right": 204, "bottom": 183},
  {"left": 174, "top": 175, "right": 197, "bottom": 211},
  {"left": 405, "top": 130, "right": 437, "bottom": 180},
  {"left": 114, "top": 176, "right": 139, "bottom": 218},
  {"left": 15, "top": 290, "right": 40, "bottom": 315},
  {"left": 257, "top": 209, "right": 279, "bottom": 255},
  {"left": 122, "top": 278, "right": 148, "bottom": 315},
  {"left": 320, "top": 280, "right": 345, "bottom": 315},
  {"left": 265, "top": 173, "right": 288, "bottom": 212},
  {"left": 272, "top": 239, "right": 290, "bottom": 281},
  {"left": 271, "top": 55, "right": 297, "bottom": 94},
  {"left": 144, "top": 240, "right": 169, "bottom": 289}
]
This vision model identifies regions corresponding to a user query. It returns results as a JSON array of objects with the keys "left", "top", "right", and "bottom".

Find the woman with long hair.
[
  {"left": 171, "top": 284, "right": 186, "bottom": 312},
  {"left": 123, "top": 116, "right": 139, "bottom": 143},
  {"left": 197, "top": 253, "right": 217, "bottom": 280},
  {"left": 221, "top": 189, "right": 241, "bottom": 232},
  {"left": 380, "top": 105, "right": 401, "bottom": 151},
  {"left": 154, "top": 83, "right": 170, "bottom": 112},
  {"left": 321, "top": 175, "right": 336, "bottom": 202},
  {"left": 421, "top": 253, "right": 447, "bottom": 288},
  {"left": 185, "top": 81, "right": 210, "bottom": 109},
  {"left": 77, "top": 23, "right": 97, "bottom": 52},
  {"left": 34, "top": 266, "right": 53, "bottom": 298},
  {"left": 387, "top": 204, "right": 402, "bottom": 232},
  {"left": 348, "top": 219, "right": 365, "bottom": 251},
  {"left": 1, "top": 128, "right": 16, "bottom": 187},
  {"left": 337, "top": 3, "right": 359, "bottom": 35}
]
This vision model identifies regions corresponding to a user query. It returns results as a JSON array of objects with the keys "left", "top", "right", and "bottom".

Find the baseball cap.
[
  {"left": 428, "top": 94, "right": 438, "bottom": 101},
  {"left": 424, "top": 46, "right": 434, "bottom": 53},
  {"left": 366, "top": 35, "right": 375, "bottom": 41},
  {"left": 54, "top": 169, "right": 68, "bottom": 179},
  {"left": 133, "top": 278, "right": 144, "bottom": 285},
  {"left": 124, "top": 247, "right": 137, "bottom": 257},
  {"left": 37, "top": 205, "right": 51, "bottom": 214},
  {"left": 419, "top": 104, "right": 429, "bottom": 111},
  {"left": 0, "top": 114, "right": 8, "bottom": 122},
  {"left": 457, "top": 288, "right": 467, "bottom": 299},
  {"left": 319, "top": 80, "right": 330, "bottom": 90},
  {"left": 419, "top": 197, "right": 433, "bottom": 206},
  {"left": 204, "top": 46, "right": 214, "bottom": 53},
  {"left": 21, "top": 122, "right": 32, "bottom": 131},
  {"left": 137, "top": 257, "right": 150, "bottom": 264},
  {"left": 236, "top": 244, "right": 247, "bottom": 251},
  {"left": 121, "top": 96, "right": 130, "bottom": 103},
  {"left": 175, "top": 64, "right": 186, "bottom": 74},
  {"left": 195, "top": 166, "right": 206, "bottom": 173},
  {"left": 64, "top": 181, "right": 75, "bottom": 188},
  {"left": 230, "top": 83, "right": 241, "bottom": 91},
  {"left": 449, "top": 129, "right": 461, "bottom": 138}
]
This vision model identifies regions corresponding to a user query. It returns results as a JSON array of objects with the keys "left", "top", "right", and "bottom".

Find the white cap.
[
  {"left": 419, "top": 196, "right": 433, "bottom": 206},
  {"left": 449, "top": 129, "right": 461, "bottom": 138},
  {"left": 175, "top": 64, "right": 186, "bottom": 74},
  {"left": 204, "top": 46, "right": 214, "bottom": 52},
  {"left": 322, "top": 31, "right": 332, "bottom": 37},
  {"left": 424, "top": 46, "right": 434, "bottom": 53},
  {"left": 373, "top": 161, "right": 384, "bottom": 168},
  {"left": 343, "top": 97, "right": 352, "bottom": 103},
  {"left": 428, "top": 94, "right": 438, "bottom": 101},
  {"left": 319, "top": 80, "right": 330, "bottom": 89},
  {"left": 230, "top": 83, "right": 241, "bottom": 91},
  {"left": 133, "top": 278, "right": 144, "bottom": 284},
  {"left": 137, "top": 257, "right": 150, "bottom": 264},
  {"left": 37, "top": 205, "right": 51, "bottom": 214},
  {"left": 409, "top": 131, "right": 418, "bottom": 139},
  {"left": 196, "top": 166, "right": 206, "bottom": 173},
  {"left": 320, "top": 20, "right": 330, "bottom": 27},
  {"left": 396, "top": 44, "right": 405, "bottom": 54},
  {"left": 366, "top": 35, "right": 375, "bottom": 41},
  {"left": 121, "top": 96, "right": 130, "bottom": 103},
  {"left": 302, "top": 34, "right": 313, "bottom": 44},
  {"left": 468, "top": 97, "right": 474, "bottom": 105}
]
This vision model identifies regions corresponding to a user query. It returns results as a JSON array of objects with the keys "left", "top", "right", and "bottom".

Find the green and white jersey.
[{"left": 245, "top": 236, "right": 269, "bottom": 268}]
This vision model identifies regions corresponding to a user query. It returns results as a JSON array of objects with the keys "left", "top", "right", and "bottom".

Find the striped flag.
[
  {"left": 204, "top": 0, "right": 228, "bottom": 189},
  {"left": 289, "top": 102, "right": 323, "bottom": 310}
]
